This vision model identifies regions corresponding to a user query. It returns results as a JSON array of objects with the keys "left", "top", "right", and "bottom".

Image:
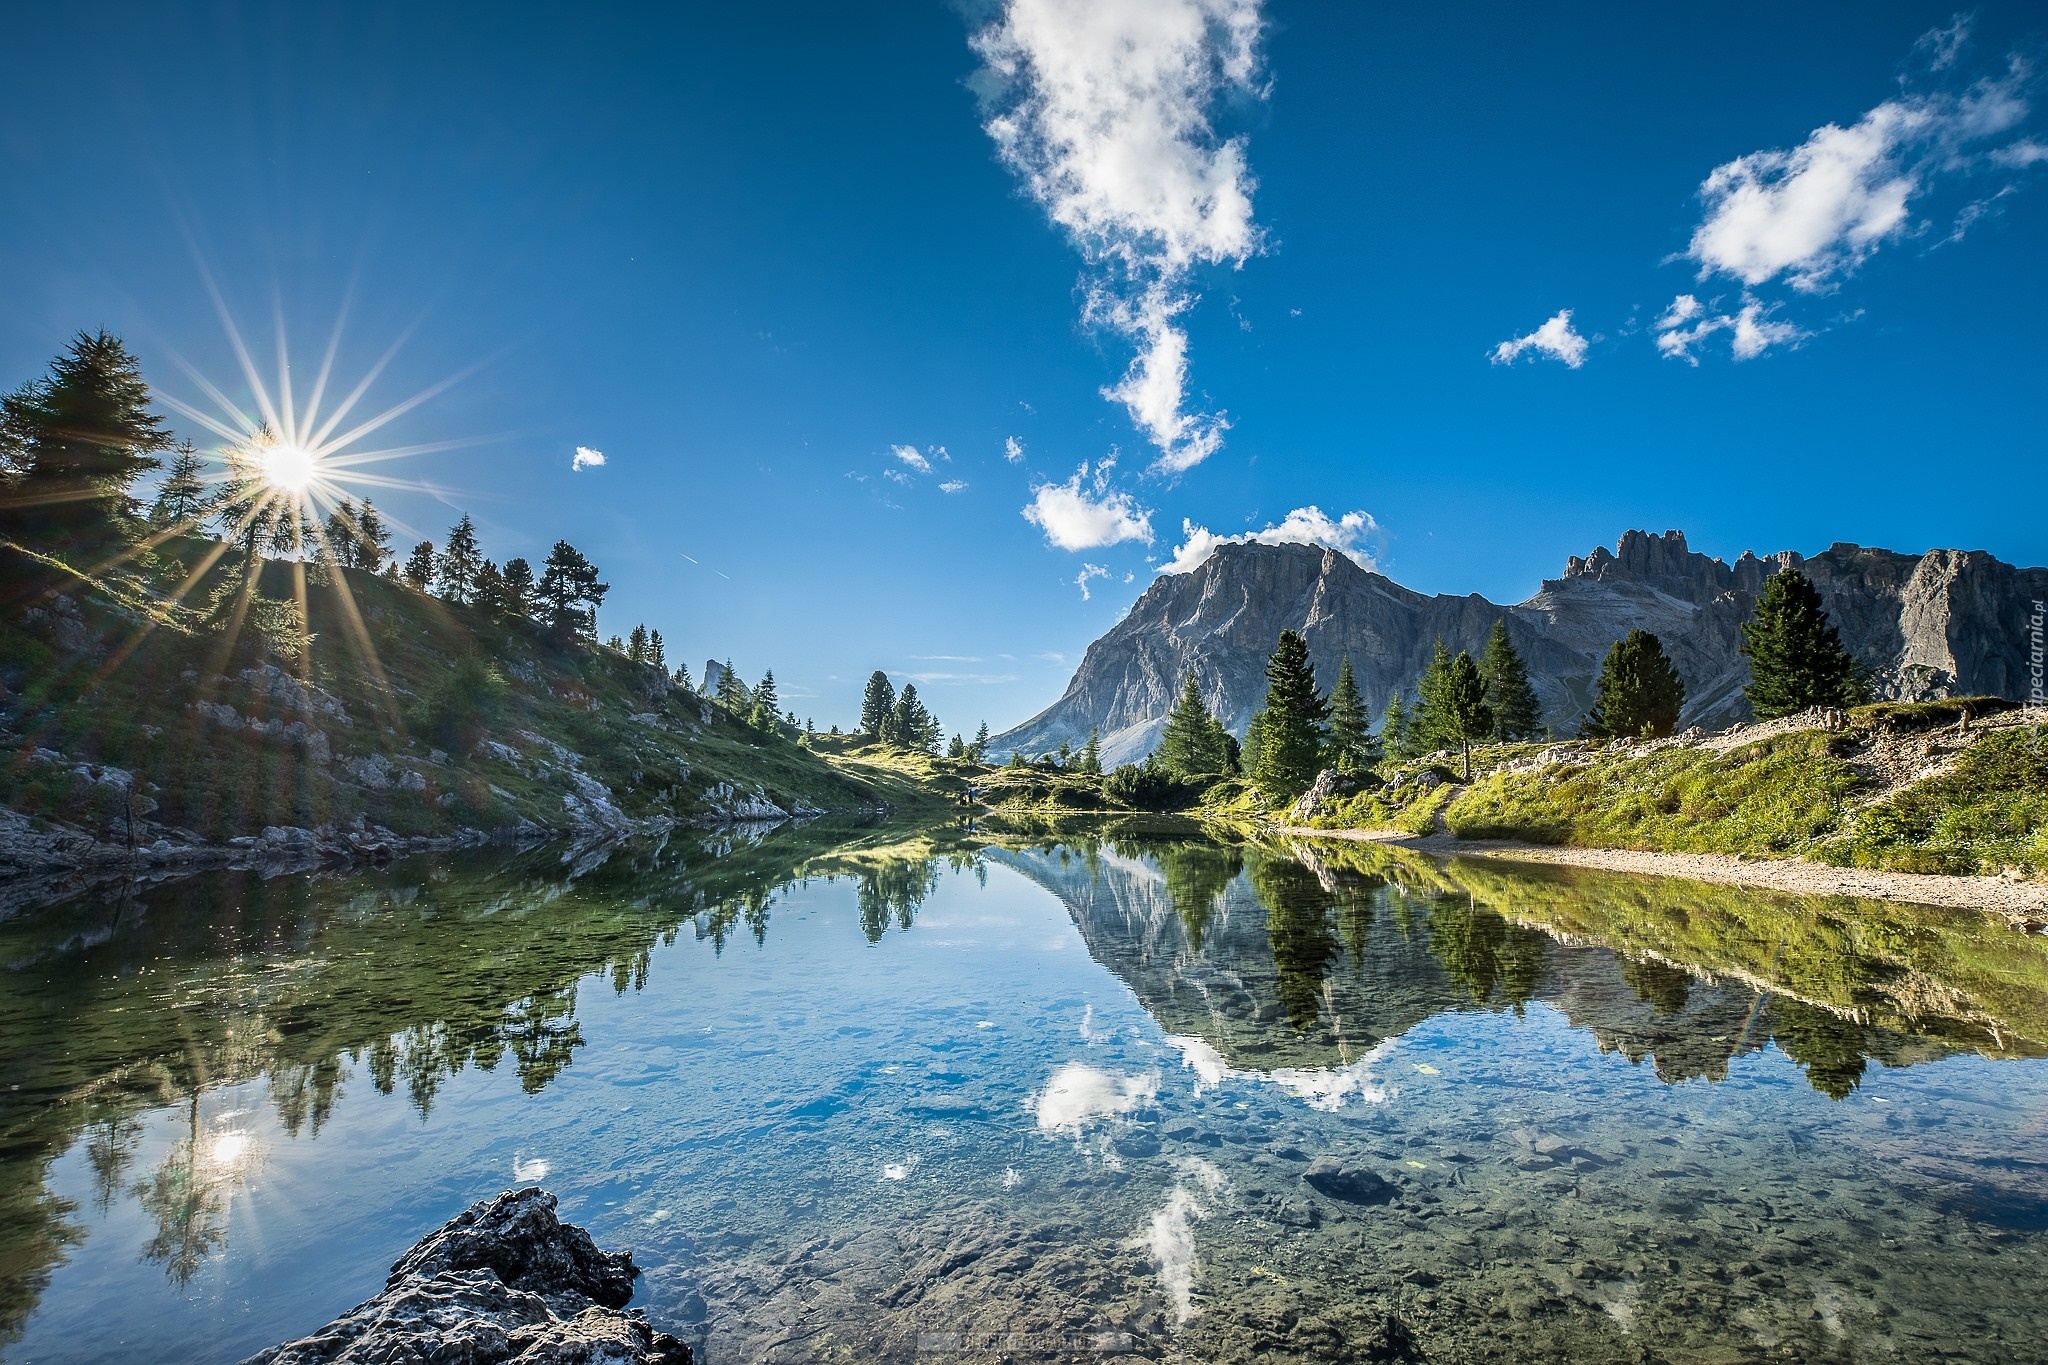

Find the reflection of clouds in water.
[
  {"left": 1030, "top": 1063, "right": 1158, "bottom": 1133},
  {"left": 881, "top": 1156, "right": 921, "bottom": 1181},
  {"left": 513, "top": 1155, "right": 550, "bottom": 1183},
  {"left": 1144, "top": 1156, "right": 1231, "bottom": 1327},
  {"left": 1168, "top": 1035, "right": 1397, "bottom": 1112},
  {"left": 1002, "top": 1166, "right": 1021, "bottom": 1188},
  {"left": 1079, "top": 1004, "right": 1112, "bottom": 1044}
]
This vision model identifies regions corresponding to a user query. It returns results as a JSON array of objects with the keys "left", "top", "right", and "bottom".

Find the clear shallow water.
[{"left": 2, "top": 823, "right": 2046, "bottom": 1363}]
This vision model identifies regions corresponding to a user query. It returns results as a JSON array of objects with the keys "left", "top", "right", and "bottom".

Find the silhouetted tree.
[
  {"left": 536, "top": 540, "right": 608, "bottom": 641},
  {"left": 0, "top": 329, "right": 172, "bottom": 544}
]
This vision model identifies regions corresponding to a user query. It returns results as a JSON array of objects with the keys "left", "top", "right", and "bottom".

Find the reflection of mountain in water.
[{"left": 992, "top": 837, "right": 2048, "bottom": 1107}]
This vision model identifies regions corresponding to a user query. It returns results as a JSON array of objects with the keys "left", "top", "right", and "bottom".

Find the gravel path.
[{"left": 1276, "top": 825, "right": 2048, "bottom": 925}]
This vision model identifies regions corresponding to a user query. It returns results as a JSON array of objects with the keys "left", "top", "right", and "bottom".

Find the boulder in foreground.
[{"left": 242, "top": 1187, "right": 691, "bottom": 1365}]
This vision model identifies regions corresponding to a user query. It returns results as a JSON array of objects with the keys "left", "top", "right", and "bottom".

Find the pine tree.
[
  {"left": 403, "top": 540, "right": 437, "bottom": 591},
  {"left": 1380, "top": 690, "right": 1416, "bottom": 760},
  {"left": 536, "top": 540, "right": 609, "bottom": 640},
  {"left": 972, "top": 720, "right": 991, "bottom": 761},
  {"left": 948, "top": 733, "right": 967, "bottom": 759},
  {"left": 1583, "top": 630, "right": 1686, "bottom": 739},
  {"left": 1252, "top": 630, "right": 1328, "bottom": 801},
  {"left": 150, "top": 440, "right": 208, "bottom": 527},
  {"left": 1480, "top": 619, "right": 1543, "bottom": 741},
  {"left": 473, "top": 559, "right": 511, "bottom": 617},
  {"left": 1325, "top": 655, "right": 1377, "bottom": 770},
  {"left": 1740, "top": 568, "right": 1861, "bottom": 718},
  {"left": 1410, "top": 639, "right": 1457, "bottom": 756},
  {"left": 648, "top": 629, "right": 666, "bottom": 670},
  {"left": 672, "top": 661, "right": 694, "bottom": 690},
  {"left": 323, "top": 498, "right": 363, "bottom": 567},
  {"left": 354, "top": 500, "right": 390, "bottom": 573},
  {"left": 716, "top": 658, "right": 747, "bottom": 713},
  {"left": 502, "top": 557, "right": 534, "bottom": 616},
  {"left": 0, "top": 330, "right": 173, "bottom": 543},
  {"left": 1159, "top": 672, "right": 1229, "bottom": 780},
  {"left": 859, "top": 670, "right": 896, "bottom": 737},
  {"left": 749, "top": 670, "right": 781, "bottom": 729},
  {"left": 1077, "top": 728, "right": 1102, "bottom": 776},
  {"left": 437, "top": 514, "right": 483, "bottom": 604},
  {"left": 1433, "top": 650, "right": 1492, "bottom": 780},
  {"left": 628, "top": 624, "right": 650, "bottom": 664},
  {"left": 893, "top": 684, "right": 934, "bottom": 752}
]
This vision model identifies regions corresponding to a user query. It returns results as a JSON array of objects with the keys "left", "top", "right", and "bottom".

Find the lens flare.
[{"left": 259, "top": 443, "right": 318, "bottom": 492}]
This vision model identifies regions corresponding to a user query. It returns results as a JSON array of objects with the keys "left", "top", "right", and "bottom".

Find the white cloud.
[
  {"left": 1489, "top": 309, "right": 1589, "bottom": 369},
  {"left": 1684, "top": 53, "right": 2034, "bottom": 293},
  {"left": 1161, "top": 505, "right": 1381, "bottom": 575},
  {"left": 571, "top": 446, "right": 605, "bottom": 471},
  {"left": 1653, "top": 293, "right": 1806, "bottom": 363},
  {"left": 939, "top": 479, "right": 969, "bottom": 494},
  {"left": 1911, "top": 13, "right": 1972, "bottom": 74},
  {"left": 973, "top": 0, "right": 1265, "bottom": 471},
  {"left": 1004, "top": 435, "right": 1025, "bottom": 463},
  {"left": 1991, "top": 139, "right": 2048, "bottom": 168},
  {"left": 1023, "top": 462, "right": 1154, "bottom": 551},
  {"left": 1075, "top": 562, "right": 1110, "bottom": 599},
  {"left": 890, "top": 444, "right": 933, "bottom": 475}
]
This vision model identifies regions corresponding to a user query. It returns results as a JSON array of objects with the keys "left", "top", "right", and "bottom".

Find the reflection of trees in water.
[
  {"left": 857, "top": 860, "right": 943, "bottom": 943},
  {"left": 1425, "top": 900, "right": 1547, "bottom": 1010},
  {"left": 1247, "top": 854, "right": 1344, "bottom": 1034},
  {"left": 1620, "top": 958, "right": 1693, "bottom": 1016},
  {"left": 1768, "top": 997, "right": 1870, "bottom": 1099},
  {"left": 132, "top": 1096, "right": 227, "bottom": 1287},
  {"left": 1115, "top": 837, "right": 1242, "bottom": 951}
]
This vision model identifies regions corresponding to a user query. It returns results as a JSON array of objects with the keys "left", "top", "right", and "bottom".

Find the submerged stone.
[{"left": 1302, "top": 1156, "right": 1393, "bottom": 1204}]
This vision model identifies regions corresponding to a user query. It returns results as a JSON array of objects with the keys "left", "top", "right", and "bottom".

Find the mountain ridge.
[{"left": 992, "top": 530, "right": 2048, "bottom": 766}]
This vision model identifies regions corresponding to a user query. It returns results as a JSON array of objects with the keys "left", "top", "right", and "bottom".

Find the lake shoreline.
[{"left": 1274, "top": 823, "right": 2048, "bottom": 922}]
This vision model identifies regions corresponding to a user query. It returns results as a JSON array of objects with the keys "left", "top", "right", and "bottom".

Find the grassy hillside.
[
  {"left": 1289, "top": 700, "right": 2047, "bottom": 878},
  {"left": 0, "top": 534, "right": 948, "bottom": 857}
]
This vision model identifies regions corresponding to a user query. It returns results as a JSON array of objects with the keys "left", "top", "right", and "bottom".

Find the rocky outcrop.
[
  {"left": 242, "top": 1188, "right": 690, "bottom": 1365},
  {"left": 993, "top": 532, "right": 2048, "bottom": 765}
]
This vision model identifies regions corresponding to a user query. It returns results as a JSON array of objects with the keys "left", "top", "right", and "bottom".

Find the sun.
[{"left": 259, "top": 442, "right": 318, "bottom": 493}]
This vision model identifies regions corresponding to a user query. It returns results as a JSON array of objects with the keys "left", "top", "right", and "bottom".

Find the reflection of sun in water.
[
  {"left": 258, "top": 442, "right": 318, "bottom": 493},
  {"left": 210, "top": 1129, "right": 254, "bottom": 1168}
]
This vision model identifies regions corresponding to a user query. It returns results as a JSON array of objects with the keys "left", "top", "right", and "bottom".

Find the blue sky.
[{"left": 2, "top": 1, "right": 2043, "bottom": 734}]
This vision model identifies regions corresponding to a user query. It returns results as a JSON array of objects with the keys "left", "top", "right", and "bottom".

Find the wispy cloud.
[
  {"left": 1653, "top": 293, "right": 1806, "bottom": 363},
  {"left": 891, "top": 443, "right": 934, "bottom": 474},
  {"left": 1684, "top": 24, "right": 2037, "bottom": 294},
  {"left": 1023, "top": 460, "right": 1154, "bottom": 551},
  {"left": 939, "top": 479, "right": 969, "bottom": 494},
  {"left": 1075, "top": 562, "right": 1110, "bottom": 599},
  {"left": 1004, "top": 435, "right": 1025, "bottom": 463},
  {"left": 571, "top": 445, "right": 606, "bottom": 471},
  {"left": 1490, "top": 309, "right": 1589, "bottom": 369},
  {"left": 902, "top": 671, "right": 1022, "bottom": 685},
  {"left": 973, "top": 0, "right": 1266, "bottom": 472},
  {"left": 1161, "top": 506, "right": 1381, "bottom": 575}
]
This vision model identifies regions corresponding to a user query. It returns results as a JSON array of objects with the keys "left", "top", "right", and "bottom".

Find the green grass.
[
  {"left": 1818, "top": 725, "right": 2048, "bottom": 875},
  {"left": 1442, "top": 731, "right": 1865, "bottom": 857}
]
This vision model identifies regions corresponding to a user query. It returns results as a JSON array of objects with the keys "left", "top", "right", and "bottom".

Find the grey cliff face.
[{"left": 992, "top": 531, "right": 2048, "bottom": 765}]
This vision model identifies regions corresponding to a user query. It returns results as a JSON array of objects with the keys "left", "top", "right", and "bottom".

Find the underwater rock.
[
  {"left": 1302, "top": 1156, "right": 1393, "bottom": 1204},
  {"left": 242, "top": 1187, "right": 691, "bottom": 1364}
]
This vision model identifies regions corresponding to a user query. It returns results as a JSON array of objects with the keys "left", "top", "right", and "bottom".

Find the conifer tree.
[
  {"left": 672, "top": 660, "right": 694, "bottom": 690},
  {"left": 536, "top": 540, "right": 608, "bottom": 640},
  {"left": 354, "top": 500, "right": 390, "bottom": 573},
  {"left": 1381, "top": 691, "right": 1415, "bottom": 760},
  {"left": 437, "top": 515, "right": 483, "bottom": 604},
  {"left": 1583, "top": 630, "right": 1686, "bottom": 739},
  {"left": 1159, "top": 673, "right": 1229, "bottom": 780},
  {"left": 1480, "top": 619, "right": 1543, "bottom": 741},
  {"left": 324, "top": 498, "right": 363, "bottom": 567},
  {"left": 628, "top": 624, "right": 650, "bottom": 664},
  {"left": 716, "top": 658, "right": 747, "bottom": 712},
  {"left": 1739, "top": 568, "right": 1861, "bottom": 718},
  {"left": 648, "top": 629, "right": 666, "bottom": 671},
  {"left": 859, "top": 670, "right": 896, "bottom": 737},
  {"left": 473, "top": 559, "right": 511, "bottom": 617},
  {"left": 1410, "top": 640, "right": 1457, "bottom": 756},
  {"left": 150, "top": 440, "right": 208, "bottom": 527},
  {"left": 893, "top": 684, "right": 934, "bottom": 752},
  {"left": 948, "top": 734, "right": 967, "bottom": 759},
  {"left": 1431, "top": 650, "right": 1492, "bottom": 779},
  {"left": 0, "top": 330, "right": 172, "bottom": 543},
  {"left": 403, "top": 540, "right": 437, "bottom": 591},
  {"left": 1077, "top": 728, "right": 1102, "bottom": 776},
  {"left": 502, "top": 557, "right": 534, "bottom": 616},
  {"left": 1251, "top": 630, "right": 1328, "bottom": 800},
  {"left": 1325, "top": 655, "right": 1377, "bottom": 770},
  {"left": 972, "top": 720, "right": 990, "bottom": 761},
  {"left": 750, "top": 670, "right": 780, "bottom": 729}
]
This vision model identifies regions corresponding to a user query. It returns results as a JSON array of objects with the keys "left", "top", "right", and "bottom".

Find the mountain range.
[{"left": 992, "top": 530, "right": 2048, "bottom": 766}]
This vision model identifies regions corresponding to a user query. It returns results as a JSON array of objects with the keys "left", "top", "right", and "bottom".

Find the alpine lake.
[{"left": 3, "top": 819, "right": 2046, "bottom": 1364}]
